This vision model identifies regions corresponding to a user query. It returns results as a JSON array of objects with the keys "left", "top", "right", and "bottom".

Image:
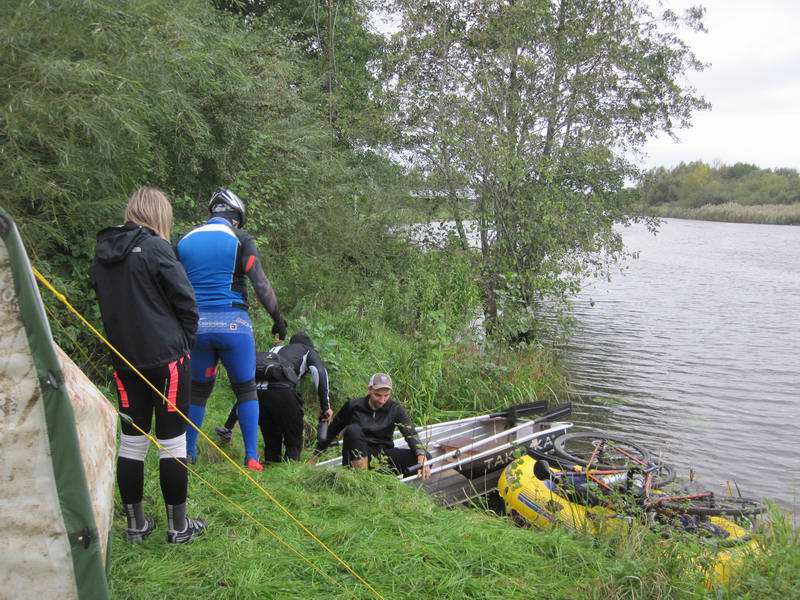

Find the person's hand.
[
  {"left": 271, "top": 317, "right": 287, "bottom": 340},
  {"left": 307, "top": 454, "right": 318, "bottom": 465},
  {"left": 417, "top": 455, "right": 431, "bottom": 481},
  {"left": 322, "top": 408, "right": 333, "bottom": 424}
]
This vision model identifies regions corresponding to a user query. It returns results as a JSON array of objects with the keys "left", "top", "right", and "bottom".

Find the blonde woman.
[{"left": 90, "top": 186, "right": 205, "bottom": 544}]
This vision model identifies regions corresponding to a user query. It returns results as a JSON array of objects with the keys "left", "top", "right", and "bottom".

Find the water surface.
[{"left": 564, "top": 219, "right": 800, "bottom": 513}]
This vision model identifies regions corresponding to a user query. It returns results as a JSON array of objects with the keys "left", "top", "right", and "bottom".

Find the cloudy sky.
[
  {"left": 375, "top": 1, "right": 800, "bottom": 171},
  {"left": 641, "top": 0, "right": 800, "bottom": 171}
]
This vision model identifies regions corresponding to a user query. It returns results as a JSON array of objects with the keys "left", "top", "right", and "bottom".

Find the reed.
[{"left": 649, "top": 202, "right": 800, "bottom": 225}]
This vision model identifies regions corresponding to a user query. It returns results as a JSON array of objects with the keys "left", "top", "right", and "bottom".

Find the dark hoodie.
[
  {"left": 90, "top": 223, "right": 198, "bottom": 369},
  {"left": 259, "top": 331, "right": 331, "bottom": 411}
]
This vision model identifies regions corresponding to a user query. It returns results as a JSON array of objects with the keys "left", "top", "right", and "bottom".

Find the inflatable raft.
[{"left": 498, "top": 454, "right": 760, "bottom": 586}]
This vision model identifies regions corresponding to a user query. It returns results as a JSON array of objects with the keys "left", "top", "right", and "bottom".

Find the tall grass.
[
  {"left": 102, "top": 232, "right": 798, "bottom": 598},
  {"left": 649, "top": 202, "right": 800, "bottom": 225},
  {"left": 108, "top": 453, "right": 799, "bottom": 599},
  {"left": 247, "top": 304, "right": 566, "bottom": 430},
  {"left": 248, "top": 240, "right": 566, "bottom": 425}
]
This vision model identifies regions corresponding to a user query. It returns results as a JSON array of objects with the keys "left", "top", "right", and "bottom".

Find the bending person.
[
  {"left": 217, "top": 331, "right": 333, "bottom": 462},
  {"left": 310, "top": 373, "right": 430, "bottom": 480},
  {"left": 176, "top": 188, "right": 287, "bottom": 471},
  {"left": 90, "top": 186, "right": 205, "bottom": 544}
]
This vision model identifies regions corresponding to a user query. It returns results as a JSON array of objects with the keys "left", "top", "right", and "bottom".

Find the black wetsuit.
[
  {"left": 315, "top": 395, "right": 425, "bottom": 476},
  {"left": 224, "top": 333, "right": 330, "bottom": 461}
]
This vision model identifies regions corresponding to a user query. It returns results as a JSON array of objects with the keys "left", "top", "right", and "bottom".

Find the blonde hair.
[{"left": 124, "top": 186, "right": 174, "bottom": 241}]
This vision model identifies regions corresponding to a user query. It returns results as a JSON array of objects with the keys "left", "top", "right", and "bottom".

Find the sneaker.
[
  {"left": 126, "top": 516, "right": 156, "bottom": 544},
  {"left": 245, "top": 457, "right": 264, "bottom": 472},
  {"left": 166, "top": 517, "right": 207, "bottom": 544},
  {"left": 186, "top": 454, "right": 197, "bottom": 465},
  {"left": 214, "top": 426, "right": 233, "bottom": 444}
]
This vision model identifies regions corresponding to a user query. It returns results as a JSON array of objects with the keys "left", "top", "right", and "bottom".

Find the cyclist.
[
  {"left": 216, "top": 331, "right": 333, "bottom": 462},
  {"left": 176, "top": 188, "right": 287, "bottom": 471}
]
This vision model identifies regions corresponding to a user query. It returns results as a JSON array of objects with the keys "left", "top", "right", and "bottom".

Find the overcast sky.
[
  {"left": 642, "top": 0, "right": 800, "bottom": 171},
  {"left": 374, "top": 1, "right": 800, "bottom": 171}
]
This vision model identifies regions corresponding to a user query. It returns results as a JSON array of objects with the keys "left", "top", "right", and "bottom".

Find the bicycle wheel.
[
  {"left": 656, "top": 494, "right": 765, "bottom": 517},
  {"left": 554, "top": 431, "right": 651, "bottom": 470},
  {"left": 650, "top": 461, "right": 676, "bottom": 487}
]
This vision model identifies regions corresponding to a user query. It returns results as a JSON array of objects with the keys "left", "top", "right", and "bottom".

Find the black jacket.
[
  {"left": 90, "top": 223, "right": 198, "bottom": 369},
  {"left": 260, "top": 334, "right": 330, "bottom": 412},
  {"left": 316, "top": 395, "right": 423, "bottom": 455}
]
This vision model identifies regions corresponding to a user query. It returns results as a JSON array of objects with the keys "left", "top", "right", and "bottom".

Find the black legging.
[
  {"left": 341, "top": 424, "right": 418, "bottom": 476},
  {"left": 258, "top": 385, "right": 304, "bottom": 462},
  {"left": 114, "top": 357, "right": 190, "bottom": 506}
]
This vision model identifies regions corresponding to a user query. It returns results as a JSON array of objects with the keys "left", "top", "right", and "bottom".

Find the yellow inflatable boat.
[{"left": 498, "top": 454, "right": 760, "bottom": 586}]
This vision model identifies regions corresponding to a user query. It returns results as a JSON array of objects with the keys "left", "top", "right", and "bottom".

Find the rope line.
[
  {"left": 115, "top": 413, "right": 357, "bottom": 598},
  {"left": 32, "top": 266, "right": 384, "bottom": 600}
]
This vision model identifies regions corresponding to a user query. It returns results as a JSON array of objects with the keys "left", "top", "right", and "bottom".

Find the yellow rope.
[
  {"left": 116, "top": 413, "right": 356, "bottom": 597},
  {"left": 46, "top": 289, "right": 351, "bottom": 593},
  {"left": 32, "top": 266, "right": 384, "bottom": 600}
]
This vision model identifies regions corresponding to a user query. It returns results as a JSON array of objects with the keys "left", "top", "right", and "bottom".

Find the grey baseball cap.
[{"left": 369, "top": 373, "right": 393, "bottom": 390}]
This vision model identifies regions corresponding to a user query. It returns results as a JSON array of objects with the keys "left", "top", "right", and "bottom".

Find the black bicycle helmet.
[{"left": 208, "top": 187, "right": 246, "bottom": 228}]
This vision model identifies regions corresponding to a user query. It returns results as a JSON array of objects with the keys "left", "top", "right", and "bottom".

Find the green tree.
[
  {"left": 0, "top": 0, "right": 371, "bottom": 370},
  {"left": 638, "top": 167, "right": 679, "bottom": 205},
  {"left": 387, "top": 0, "right": 708, "bottom": 335},
  {"left": 720, "top": 162, "right": 760, "bottom": 180},
  {"left": 638, "top": 161, "right": 800, "bottom": 209},
  {"left": 216, "top": 0, "right": 389, "bottom": 142},
  {"left": 1, "top": 0, "right": 283, "bottom": 250}
]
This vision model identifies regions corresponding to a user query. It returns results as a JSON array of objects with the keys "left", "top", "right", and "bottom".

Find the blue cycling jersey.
[{"left": 176, "top": 217, "right": 259, "bottom": 310}]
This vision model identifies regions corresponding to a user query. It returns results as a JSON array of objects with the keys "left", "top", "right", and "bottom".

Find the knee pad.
[
  {"left": 119, "top": 433, "right": 151, "bottom": 462},
  {"left": 231, "top": 379, "right": 257, "bottom": 405},
  {"left": 191, "top": 379, "right": 216, "bottom": 408},
  {"left": 158, "top": 433, "right": 187, "bottom": 460}
]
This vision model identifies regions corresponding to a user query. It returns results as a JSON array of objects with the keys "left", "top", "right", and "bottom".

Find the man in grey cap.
[{"left": 309, "top": 373, "right": 430, "bottom": 479}]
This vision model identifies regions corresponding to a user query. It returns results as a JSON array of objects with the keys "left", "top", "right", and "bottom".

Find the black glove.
[{"left": 271, "top": 318, "right": 287, "bottom": 340}]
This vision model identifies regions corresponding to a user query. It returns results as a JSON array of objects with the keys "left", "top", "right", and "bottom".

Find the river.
[{"left": 563, "top": 218, "right": 800, "bottom": 514}]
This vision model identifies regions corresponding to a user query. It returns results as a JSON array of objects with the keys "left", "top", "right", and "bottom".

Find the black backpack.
[{"left": 255, "top": 351, "right": 298, "bottom": 386}]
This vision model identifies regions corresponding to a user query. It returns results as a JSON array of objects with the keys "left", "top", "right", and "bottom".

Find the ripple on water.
[{"left": 562, "top": 219, "right": 800, "bottom": 514}]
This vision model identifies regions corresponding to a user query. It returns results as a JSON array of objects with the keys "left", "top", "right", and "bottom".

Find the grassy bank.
[
  {"left": 647, "top": 202, "right": 800, "bottom": 225},
  {"left": 105, "top": 313, "right": 800, "bottom": 599},
  {"left": 89, "top": 210, "right": 797, "bottom": 598},
  {"left": 108, "top": 448, "right": 799, "bottom": 599},
  {"left": 107, "top": 308, "right": 579, "bottom": 599}
]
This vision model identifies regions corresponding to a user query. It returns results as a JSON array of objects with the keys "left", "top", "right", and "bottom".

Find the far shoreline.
[{"left": 644, "top": 202, "right": 800, "bottom": 226}]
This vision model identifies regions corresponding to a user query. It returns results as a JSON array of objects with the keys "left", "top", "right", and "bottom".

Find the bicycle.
[{"left": 530, "top": 430, "right": 765, "bottom": 521}]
